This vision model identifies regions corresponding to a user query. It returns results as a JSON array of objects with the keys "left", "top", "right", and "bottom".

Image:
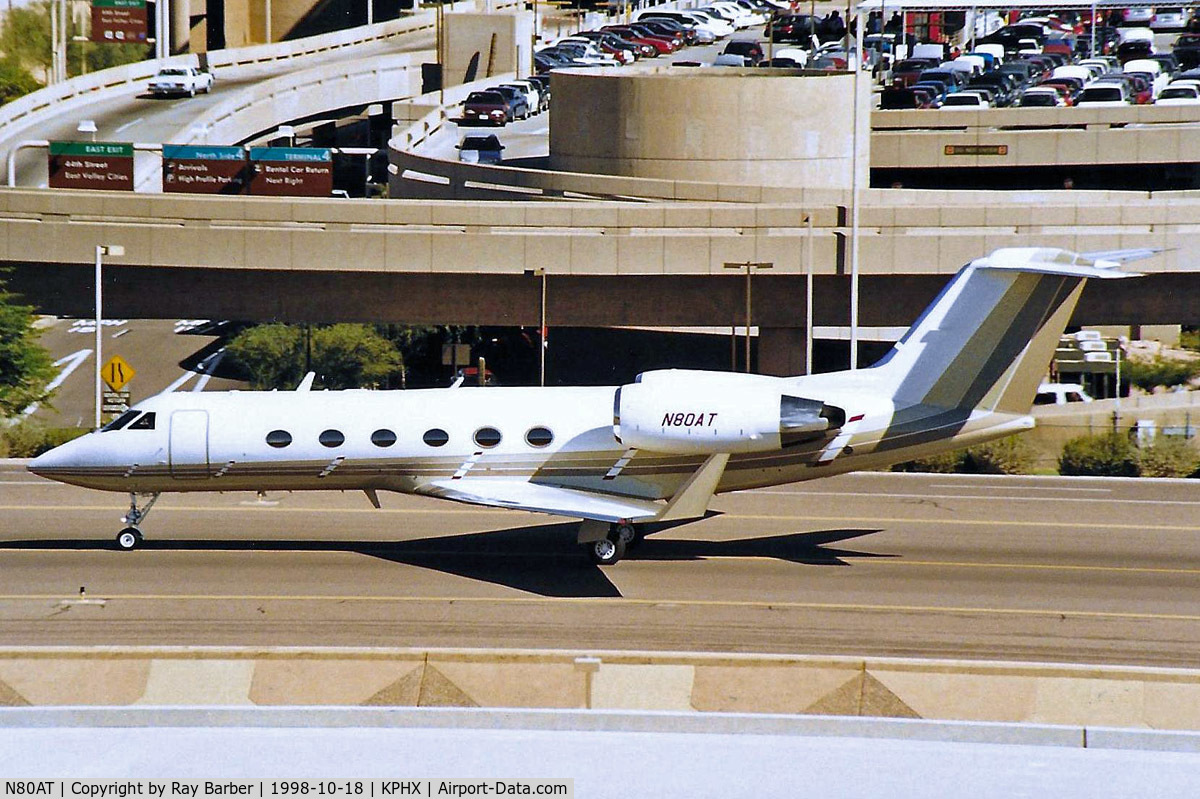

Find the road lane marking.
[
  {"left": 0, "top": 505, "right": 1197, "bottom": 532},
  {"left": 114, "top": 117, "right": 143, "bottom": 134},
  {"left": 0, "top": 593, "right": 1197, "bottom": 624},
  {"left": 736, "top": 490, "right": 1198, "bottom": 506},
  {"left": 929, "top": 484, "right": 1112, "bottom": 493}
]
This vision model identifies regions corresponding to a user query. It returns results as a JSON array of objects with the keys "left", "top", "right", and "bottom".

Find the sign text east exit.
[{"left": 48, "top": 141, "right": 134, "bottom": 191}]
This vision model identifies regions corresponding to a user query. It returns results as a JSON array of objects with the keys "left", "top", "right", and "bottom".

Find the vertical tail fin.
[{"left": 872, "top": 248, "right": 1142, "bottom": 415}]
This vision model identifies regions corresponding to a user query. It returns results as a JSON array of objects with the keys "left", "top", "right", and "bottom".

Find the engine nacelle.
[{"left": 613, "top": 370, "right": 844, "bottom": 454}]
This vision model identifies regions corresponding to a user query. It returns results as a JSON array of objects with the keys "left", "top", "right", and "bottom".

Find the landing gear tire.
[
  {"left": 588, "top": 534, "right": 626, "bottom": 566},
  {"left": 115, "top": 527, "right": 142, "bottom": 551},
  {"left": 614, "top": 522, "right": 641, "bottom": 550}
]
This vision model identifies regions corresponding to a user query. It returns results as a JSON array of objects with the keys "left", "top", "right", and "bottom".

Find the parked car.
[
  {"left": 722, "top": 39, "right": 765, "bottom": 65},
  {"left": 1074, "top": 82, "right": 1132, "bottom": 105},
  {"left": 942, "top": 91, "right": 991, "bottom": 109},
  {"left": 1156, "top": 82, "right": 1200, "bottom": 103},
  {"left": 1018, "top": 86, "right": 1067, "bottom": 106},
  {"left": 149, "top": 66, "right": 213, "bottom": 97},
  {"left": 456, "top": 134, "right": 505, "bottom": 164},
  {"left": 892, "top": 58, "right": 940, "bottom": 87},
  {"left": 1035, "top": 382, "right": 1094, "bottom": 405},
  {"left": 461, "top": 91, "right": 509, "bottom": 126},
  {"left": 500, "top": 81, "right": 542, "bottom": 114},
  {"left": 1151, "top": 7, "right": 1189, "bottom": 30},
  {"left": 489, "top": 85, "right": 530, "bottom": 121},
  {"left": 1121, "top": 7, "right": 1156, "bottom": 26}
]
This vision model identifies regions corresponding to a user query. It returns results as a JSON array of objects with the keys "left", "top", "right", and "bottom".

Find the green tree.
[
  {"left": 1059, "top": 432, "right": 1139, "bottom": 477},
  {"left": 1137, "top": 436, "right": 1200, "bottom": 478},
  {"left": 1124, "top": 355, "right": 1200, "bottom": 392},
  {"left": 0, "top": 56, "right": 41, "bottom": 104},
  {"left": 311, "top": 324, "right": 403, "bottom": 389},
  {"left": 0, "top": 276, "right": 55, "bottom": 417},
  {"left": 225, "top": 323, "right": 404, "bottom": 390},
  {"left": 224, "top": 323, "right": 305, "bottom": 390},
  {"left": 1, "top": 3, "right": 53, "bottom": 74}
]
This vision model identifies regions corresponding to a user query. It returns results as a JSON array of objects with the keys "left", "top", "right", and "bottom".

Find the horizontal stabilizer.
[
  {"left": 420, "top": 478, "right": 663, "bottom": 523},
  {"left": 973, "top": 248, "right": 1147, "bottom": 278}
]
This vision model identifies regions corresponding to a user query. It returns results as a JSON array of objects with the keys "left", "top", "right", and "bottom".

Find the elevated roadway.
[{"left": 2, "top": 468, "right": 1198, "bottom": 667}]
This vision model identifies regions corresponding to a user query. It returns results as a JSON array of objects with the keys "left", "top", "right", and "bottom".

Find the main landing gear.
[
  {"left": 585, "top": 521, "right": 641, "bottom": 566},
  {"left": 115, "top": 492, "right": 160, "bottom": 551}
]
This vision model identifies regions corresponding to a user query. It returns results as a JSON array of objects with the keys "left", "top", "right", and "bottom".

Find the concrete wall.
[
  {"left": 871, "top": 105, "right": 1200, "bottom": 169},
  {"left": 548, "top": 67, "right": 870, "bottom": 189},
  {"left": 445, "top": 12, "right": 534, "bottom": 85},
  {"left": 1, "top": 647, "right": 1199, "bottom": 731}
]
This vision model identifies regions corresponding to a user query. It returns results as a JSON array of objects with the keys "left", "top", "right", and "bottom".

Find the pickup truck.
[{"left": 149, "top": 66, "right": 214, "bottom": 97}]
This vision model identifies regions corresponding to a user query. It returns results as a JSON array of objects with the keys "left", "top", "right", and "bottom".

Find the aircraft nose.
[{"left": 27, "top": 434, "right": 91, "bottom": 476}]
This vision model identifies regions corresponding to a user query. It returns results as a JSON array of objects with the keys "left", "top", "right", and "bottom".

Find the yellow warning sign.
[{"left": 101, "top": 354, "right": 135, "bottom": 392}]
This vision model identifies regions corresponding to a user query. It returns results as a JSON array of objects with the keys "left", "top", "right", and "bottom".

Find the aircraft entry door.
[{"left": 169, "top": 410, "right": 211, "bottom": 478}]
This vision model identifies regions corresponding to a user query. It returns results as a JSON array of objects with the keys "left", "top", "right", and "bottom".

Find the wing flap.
[{"left": 419, "top": 478, "right": 663, "bottom": 523}]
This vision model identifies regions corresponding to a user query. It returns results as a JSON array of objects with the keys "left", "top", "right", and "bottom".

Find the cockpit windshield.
[
  {"left": 101, "top": 410, "right": 139, "bottom": 431},
  {"left": 101, "top": 410, "right": 156, "bottom": 431}
]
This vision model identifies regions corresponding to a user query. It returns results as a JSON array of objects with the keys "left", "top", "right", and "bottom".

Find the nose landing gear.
[{"left": 115, "top": 492, "right": 159, "bottom": 551}]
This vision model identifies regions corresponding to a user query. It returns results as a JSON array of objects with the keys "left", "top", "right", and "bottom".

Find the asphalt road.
[
  {"left": 8, "top": 31, "right": 435, "bottom": 188},
  {"left": 1, "top": 468, "right": 1198, "bottom": 666},
  {"left": 27, "top": 318, "right": 244, "bottom": 428}
]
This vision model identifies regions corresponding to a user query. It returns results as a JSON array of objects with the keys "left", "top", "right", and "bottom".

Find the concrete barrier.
[{"left": 1, "top": 647, "right": 1199, "bottom": 732}]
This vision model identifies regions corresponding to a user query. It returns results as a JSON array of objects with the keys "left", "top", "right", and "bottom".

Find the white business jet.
[{"left": 29, "top": 247, "right": 1145, "bottom": 564}]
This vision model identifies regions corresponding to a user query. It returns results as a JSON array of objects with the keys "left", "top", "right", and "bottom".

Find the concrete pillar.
[{"left": 758, "top": 327, "right": 808, "bottom": 377}]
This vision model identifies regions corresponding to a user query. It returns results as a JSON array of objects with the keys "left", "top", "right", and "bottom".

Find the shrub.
[
  {"left": 891, "top": 449, "right": 964, "bottom": 473},
  {"left": 1059, "top": 432, "right": 1139, "bottom": 477},
  {"left": 961, "top": 435, "right": 1037, "bottom": 475},
  {"left": 1137, "top": 436, "right": 1200, "bottom": 478},
  {"left": 1, "top": 421, "right": 87, "bottom": 457},
  {"left": 1124, "top": 355, "right": 1200, "bottom": 391}
]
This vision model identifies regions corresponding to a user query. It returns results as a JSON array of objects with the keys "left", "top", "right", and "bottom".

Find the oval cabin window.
[
  {"left": 371, "top": 429, "right": 397, "bottom": 448},
  {"left": 473, "top": 427, "right": 502, "bottom": 448},
  {"left": 319, "top": 429, "right": 345, "bottom": 448},
  {"left": 525, "top": 427, "right": 553, "bottom": 447},
  {"left": 266, "top": 430, "right": 292, "bottom": 448},
  {"left": 423, "top": 428, "right": 449, "bottom": 447}
]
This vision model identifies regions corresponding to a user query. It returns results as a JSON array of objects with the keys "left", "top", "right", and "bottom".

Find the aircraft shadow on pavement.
[{"left": 2, "top": 526, "right": 889, "bottom": 599}]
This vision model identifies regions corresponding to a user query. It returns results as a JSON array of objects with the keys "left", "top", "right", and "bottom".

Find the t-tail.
[{"left": 869, "top": 248, "right": 1145, "bottom": 416}]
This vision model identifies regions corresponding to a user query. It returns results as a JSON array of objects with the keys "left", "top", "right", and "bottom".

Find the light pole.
[
  {"left": 94, "top": 244, "right": 125, "bottom": 429},
  {"left": 723, "top": 261, "right": 772, "bottom": 373},
  {"left": 525, "top": 268, "right": 547, "bottom": 386},
  {"left": 849, "top": 9, "right": 864, "bottom": 370},
  {"left": 805, "top": 214, "right": 814, "bottom": 375}
]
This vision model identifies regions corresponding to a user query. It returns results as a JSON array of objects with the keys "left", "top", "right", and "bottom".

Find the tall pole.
[
  {"left": 50, "top": 0, "right": 58, "bottom": 84},
  {"left": 849, "top": 10, "right": 863, "bottom": 370},
  {"left": 266, "top": 0, "right": 273, "bottom": 43},
  {"left": 805, "top": 214, "right": 814, "bottom": 375},
  {"left": 94, "top": 245, "right": 102, "bottom": 430},
  {"left": 539, "top": 270, "right": 547, "bottom": 387},
  {"left": 744, "top": 264, "right": 752, "bottom": 373},
  {"left": 1090, "top": 1, "right": 1097, "bottom": 56}
]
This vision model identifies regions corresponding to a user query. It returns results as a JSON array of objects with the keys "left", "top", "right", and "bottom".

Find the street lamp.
[
  {"left": 525, "top": 268, "right": 547, "bottom": 386},
  {"left": 77, "top": 120, "right": 97, "bottom": 142},
  {"left": 94, "top": 244, "right": 125, "bottom": 430},
  {"left": 723, "top": 261, "right": 772, "bottom": 373}
]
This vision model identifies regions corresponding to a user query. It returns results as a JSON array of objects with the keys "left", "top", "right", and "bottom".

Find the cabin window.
[
  {"left": 474, "top": 427, "right": 502, "bottom": 448},
  {"left": 525, "top": 426, "right": 553, "bottom": 447},
  {"left": 371, "top": 429, "right": 397, "bottom": 448},
  {"left": 128, "top": 412, "right": 156, "bottom": 430},
  {"left": 102, "top": 410, "right": 139, "bottom": 431},
  {"left": 319, "top": 429, "right": 345, "bottom": 448},
  {"left": 423, "top": 428, "right": 449, "bottom": 447},
  {"left": 266, "top": 430, "right": 292, "bottom": 448}
]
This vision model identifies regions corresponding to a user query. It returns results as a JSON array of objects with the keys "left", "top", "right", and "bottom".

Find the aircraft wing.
[{"left": 419, "top": 478, "right": 664, "bottom": 523}]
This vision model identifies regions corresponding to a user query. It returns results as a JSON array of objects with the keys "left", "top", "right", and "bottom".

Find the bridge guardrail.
[{"left": 0, "top": 1, "right": 516, "bottom": 178}]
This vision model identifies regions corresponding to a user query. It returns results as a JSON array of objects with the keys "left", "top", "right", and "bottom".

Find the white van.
[
  {"left": 973, "top": 43, "right": 1004, "bottom": 66},
  {"left": 1035, "top": 382, "right": 1095, "bottom": 405}
]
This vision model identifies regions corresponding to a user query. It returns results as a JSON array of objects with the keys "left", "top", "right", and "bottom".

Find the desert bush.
[
  {"left": 961, "top": 435, "right": 1037, "bottom": 475},
  {"left": 1137, "top": 436, "right": 1200, "bottom": 478},
  {"left": 1058, "top": 432, "right": 1139, "bottom": 477}
]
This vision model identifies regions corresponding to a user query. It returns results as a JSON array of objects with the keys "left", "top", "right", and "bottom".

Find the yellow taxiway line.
[{"left": 0, "top": 593, "right": 1198, "bottom": 624}]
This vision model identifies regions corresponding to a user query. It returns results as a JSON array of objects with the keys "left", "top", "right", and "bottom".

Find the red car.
[
  {"left": 461, "top": 91, "right": 509, "bottom": 126},
  {"left": 603, "top": 25, "right": 676, "bottom": 54}
]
